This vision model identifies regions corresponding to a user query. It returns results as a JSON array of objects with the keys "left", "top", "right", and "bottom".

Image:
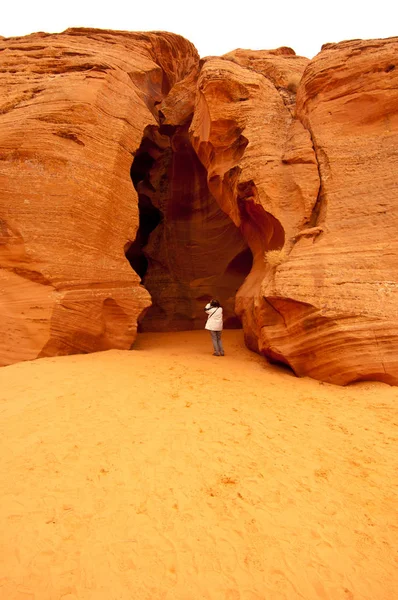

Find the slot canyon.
[
  {"left": 0, "top": 28, "right": 398, "bottom": 384},
  {"left": 126, "top": 122, "right": 252, "bottom": 332}
]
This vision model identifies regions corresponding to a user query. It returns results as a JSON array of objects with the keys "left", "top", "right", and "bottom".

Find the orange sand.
[{"left": 0, "top": 330, "right": 397, "bottom": 600}]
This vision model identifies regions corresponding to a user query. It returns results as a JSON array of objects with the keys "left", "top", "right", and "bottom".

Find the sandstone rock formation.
[
  {"left": 189, "top": 51, "right": 320, "bottom": 365},
  {"left": 269, "top": 37, "right": 398, "bottom": 384},
  {"left": 189, "top": 38, "right": 398, "bottom": 384},
  {"left": 1, "top": 29, "right": 398, "bottom": 385},
  {"left": 0, "top": 28, "right": 198, "bottom": 365}
]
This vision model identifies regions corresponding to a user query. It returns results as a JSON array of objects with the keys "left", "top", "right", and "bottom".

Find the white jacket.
[{"left": 205, "top": 304, "right": 223, "bottom": 331}]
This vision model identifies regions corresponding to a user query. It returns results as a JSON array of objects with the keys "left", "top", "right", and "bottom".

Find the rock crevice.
[{"left": 126, "top": 117, "right": 253, "bottom": 331}]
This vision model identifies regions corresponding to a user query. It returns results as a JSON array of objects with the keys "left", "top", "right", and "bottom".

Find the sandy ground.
[{"left": 0, "top": 330, "right": 397, "bottom": 600}]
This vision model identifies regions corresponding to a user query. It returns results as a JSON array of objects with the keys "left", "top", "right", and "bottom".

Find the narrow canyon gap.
[{"left": 125, "top": 121, "right": 253, "bottom": 332}]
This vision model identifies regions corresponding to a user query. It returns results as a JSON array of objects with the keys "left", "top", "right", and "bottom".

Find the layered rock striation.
[
  {"left": 1, "top": 29, "right": 398, "bottom": 384},
  {"left": 267, "top": 39, "right": 398, "bottom": 383},
  {"left": 0, "top": 28, "right": 198, "bottom": 364},
  {"left": 189, "top": 39, "right": 398, "bottom": 384},
  {"left": 189, "top": 50, "right": 320, "bottom": 364}
]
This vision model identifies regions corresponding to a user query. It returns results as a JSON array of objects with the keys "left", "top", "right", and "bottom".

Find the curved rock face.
[
  {"left": 271, "top": 38, "right": 398, "bottom": 384},
  {"left": 189, "top": 51, "right": 320, "bottom": 365},
  {"left": 269, "top": 38, "right": 398, "bottom": 384},
  {"left": 0, "top": 28, "right": 198, "bottom": 365},
  {"left": 190, "top": 39, "right": 398, "bottom": 384}
]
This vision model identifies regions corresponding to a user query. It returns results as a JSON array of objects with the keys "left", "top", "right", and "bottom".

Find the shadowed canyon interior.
[{"left": 126, "top": 121, "right": 253, "bottom": 331}]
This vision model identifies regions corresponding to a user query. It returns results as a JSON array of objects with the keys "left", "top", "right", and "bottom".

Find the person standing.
[{"left": 204, "top": 300, "right": 224, "bottom": 356}]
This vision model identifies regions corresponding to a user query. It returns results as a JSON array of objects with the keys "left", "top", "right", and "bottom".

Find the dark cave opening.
[
  {"left": 125, "top": 194, "right": 162, "bottom": 281},
  {"left": 125, "top": 146, "right": 163, "bottom": 281},
  {"left": 125, "top": 123, "right": 254, "bottom": 332},
  {"left": 130, "top": 151, "right": 155, "bottom": 188},
  {"left": 226, "top": 247, "right": 254, "bottom": 278}
]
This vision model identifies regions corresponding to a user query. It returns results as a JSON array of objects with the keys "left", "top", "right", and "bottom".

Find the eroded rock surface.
[
  {"left": 190, "top": 39, "right": 398, "bottom": 384},
  {"left": 269, "top": 38, "right": 398, "bottom": 383},
  {"left": 189, "top": 51, "right": 320, "bottom": 366},
  {"left": 0, "top": 28, "right": 198, "bottom": 365}
]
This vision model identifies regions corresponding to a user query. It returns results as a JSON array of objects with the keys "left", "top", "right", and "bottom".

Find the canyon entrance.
[{"left": 126, "top": 122, "right": 253, "bottom": 332}]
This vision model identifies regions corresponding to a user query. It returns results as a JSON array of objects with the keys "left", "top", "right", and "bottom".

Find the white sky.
[{"left": 2, "top": 0, "right": 397, "bottom": 59}]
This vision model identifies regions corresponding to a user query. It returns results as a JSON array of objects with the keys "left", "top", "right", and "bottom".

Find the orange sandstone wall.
[
  {"left": 269, "top": 38, "right": 398, "bottom": 383},
  {"left": 189, "top": 49, "right": 320, "bottom": 365},
  {"left": 0, "top": 28, "right": 198, "bottom": 365},
  {"left": 190, "top": 38, "right": 398, "bottom": 384}
]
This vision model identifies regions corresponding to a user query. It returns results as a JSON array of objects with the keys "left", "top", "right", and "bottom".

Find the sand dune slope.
[{"left": 0, "top": 331, "right": 397, "bottom": 599}]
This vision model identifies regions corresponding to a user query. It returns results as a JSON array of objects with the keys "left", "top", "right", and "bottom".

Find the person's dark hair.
[{"left": 210, "top": 299, "right": 220, "bottom": 308}]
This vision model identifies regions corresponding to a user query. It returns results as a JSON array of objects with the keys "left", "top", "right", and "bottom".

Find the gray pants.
[{"left": 210, "top": 330, "right": 224, "bottom": 355}]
